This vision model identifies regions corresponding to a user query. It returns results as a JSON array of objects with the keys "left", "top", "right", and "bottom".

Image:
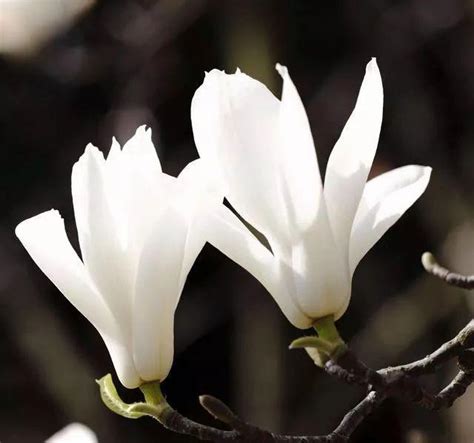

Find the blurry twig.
[{"left": 422, "top": 252, "right": 474, "bottom": 290}]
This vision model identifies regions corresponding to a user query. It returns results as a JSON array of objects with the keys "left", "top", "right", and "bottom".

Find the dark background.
[{"left": 1, "top": 0, "right": 474, "bottom": 442}]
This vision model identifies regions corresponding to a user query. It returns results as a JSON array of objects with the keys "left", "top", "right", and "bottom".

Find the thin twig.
[
  {"left": 422, "top": 252, "right": 474, "bottom": 289},
  {"left": 381, "top": 320, "right": 474, "bottom": 377}
]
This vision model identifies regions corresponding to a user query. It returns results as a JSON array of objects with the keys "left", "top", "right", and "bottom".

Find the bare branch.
[
  {"left": 330, "top": 391, "right": 386, "bottom": 442},
  {"left": 382, "top": 320, "right": 474, "bottom": 376},
  {"left": 143, "top": 319, "right": 474, "bottom": 442},
  {"left": 422, "top": 252, "right": 474, "bottom": 289},
  {"left": 432, "top": 370, "right": 474, "bottom": 410}
]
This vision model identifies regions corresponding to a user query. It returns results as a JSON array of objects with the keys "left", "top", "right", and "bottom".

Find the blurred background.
[{"left": 1, "top": 0, "right": 474, "bottom": 442}]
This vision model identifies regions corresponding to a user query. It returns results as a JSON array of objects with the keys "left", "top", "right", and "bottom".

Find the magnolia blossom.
[
  {"left": 46, "top": 423, "right": 97, "bottom": 443},
  {"left": 192, "top": 59, "right": 431, "bottom": 329},
  {"left": 16, "top": 127, "right": 217, "bottom": 388}
]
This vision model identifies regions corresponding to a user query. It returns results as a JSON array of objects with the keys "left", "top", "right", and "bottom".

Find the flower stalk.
[
  {"left": 139, "top": 380, "right": 165, "bottom": 407},
  {"left": 290, "top": 315, "right": 348, "bottom": 365}
]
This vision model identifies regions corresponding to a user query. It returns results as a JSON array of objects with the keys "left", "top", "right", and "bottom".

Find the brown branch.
[
  {"left": 381, "top": 320, "right": 474, "bottom": 377},
  {"left": 422, "top": 252, "right": 474, "bottom": 289},
  {"left": 325, "top": 320, "right": 474, "bottom": 408},
  {"left": 150, "top": 255, "right": 474, "bottom": 442},
  {"left": 145, "top": 319, "right": 474, "bottom": 442},
  {"left": 156, "top": 406, "right": 241, "bottom": 441},
  {"left": 135, "top": 316, "right": 474, "bottom": 443},
  {"left": 329, "top": 391, "right": 386, "bottom": 442}
]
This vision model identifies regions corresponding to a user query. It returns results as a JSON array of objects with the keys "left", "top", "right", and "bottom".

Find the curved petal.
[
  {"left": 176, "top": 159, "right": 223, "bottom": 286},
  {"left": 133, "top": 206, "right": 187, "bottom": 382},
  {"left": 276, "top": 64, "right": 322, "bottom": 232},
  {"left": 282, "top": 199, "right": 351, "bottom": 322},
  {"left": 349, "top": 165, "right": 432, "bottom": 273},
  {"left": 71, "top": 145, "right": 133, "bottom": 334},
  {"left": 15, "top": 210, "right": 115, "bottom": 334},
  {"left": 15, "top": 210, "right": 140, "bottom": 388},
  {"left": 101, "top": 333, "right": 142, "bottom": 389},
  {"left": 204, "top": 205, "right": 312, "bottom": 328},
  {"left": 324, "top": 58, "right": 384, "bottom": 255},
  {"left": 191, "top": 69, "right": 289, "bottom": 242},
  {"left": 177, "top": 158, "right": 223, "bottom": 215}
]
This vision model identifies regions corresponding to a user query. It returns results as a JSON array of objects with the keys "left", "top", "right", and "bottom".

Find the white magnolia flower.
[
  {"left": 16, "top": 126, "right": 218, "bottom": 388},
  {"left": 46, "top": 423, "right": 97, "bottom": 443},
  {"left": 191, "top": 59, "right": 432, "bottom": 329}
]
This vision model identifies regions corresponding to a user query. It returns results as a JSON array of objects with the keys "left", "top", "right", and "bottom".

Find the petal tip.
[
  {"left": 417, "top": 165, "right": 433, "bottom": 180},
  {"left": 275, "top": 63, "right": 287, "bottom": 78},
  {"left": 80, "top": 143, "right": 103, "bottom": 164},
  {"left": 366, "top": 57, "right": 379, "bottom": 73},
  {"left": 135, "top": 124, "right": 151, "bottom": 137},
  {"left": 423, "top": 165, "right": 433, "bottom": 181},
  {"left": 15, "top": 209, "right": 62, "bottom": 240}
]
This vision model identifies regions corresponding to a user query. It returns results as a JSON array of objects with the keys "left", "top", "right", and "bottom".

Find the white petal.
[
  {"left": 349, "top": 165, "right": 432, "bottom": 273},
  {"left": 133, "top": 206, "right": 187, "bottom": 382},
  {"left": 71, "top": 145, "right": 133, "bottom": 335},
  {"left": 101, "top": 333, "right": 142, "bottom": 388},
  {"left": 121, "top": 125, "right": 162, "bottom": 177},
  {"left": 15, "top": 210, "right": 140, "bottom": 388},
  {"left": 46, "top": 423, "right": 97, "bottom": 443},
  {"left": 324, "top": 58, "right": 384, "bottom": 255},
  {"left": 276, "top": 64, "right": 322, "bottom": 231},
  {"left": 191, "top": 69, "right": 290, "bottom": 242},
  {"left": 176, "top": 159, "right": 223, "bottom": 286},
  {"left": 104, "top": 137, "right": 128, "bottom": 248},
  {"left": 15, "top": 210, "right": 115, "bottom": 335},
  {"left": 204, "top": 205, "right": 312, "bottom": 328},
  {"left": 280, "top": 199, "right": 351, "bottom": 322},
  {"left": 178, "top": 158, "right": 222, "bottom": 196},
  {"left": 119, "top": 129, "right": 170, "bottom": 260}
]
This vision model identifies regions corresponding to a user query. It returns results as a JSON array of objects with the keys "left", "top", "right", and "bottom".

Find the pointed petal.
[
  {"left": 276, "top": 64, "right": 322, "bottom": 231},
  {"left": 104, "top": 137, "right": 128, "bottom": 247},
  {"left": 191, "top": 69, "right": 289, "bottom": 241},
  {"left": 204, "top": 205, "right": 312, "bottom": 328},
  {"left": 15, "top": 210, "right": 140, "bottom": 388},
  {"left": 121, "top": 125, "right": 162, "bottom": 177},
  {"left": 324, "top": 59, "right": 384, "bottom": 254},
  {"left": 107, "top": 137, "right": 121, "bottom": 161},
  {"left": 119, "top": 129, "right": 170, "bottom": 259},
  {"left": 71, "top": 145, "right": 133, "bottom": 334},
  {"left": 133, "top": 206, "right": 187, "bottom": 382},
  {"left": 349, "top": 165, "right": 432, "bottom": 273}
]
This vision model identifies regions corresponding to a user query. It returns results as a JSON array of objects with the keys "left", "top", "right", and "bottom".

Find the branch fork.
[{"left": 96, "top": 254, "right": 474, "bottom": 441}]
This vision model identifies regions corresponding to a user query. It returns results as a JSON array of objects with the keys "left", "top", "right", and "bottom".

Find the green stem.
[
  {"left": 139, "top": 380, "right": 165, "bottom": 407},
  {"left": 313, "top": 315, "right": 347, "bottom": 358},
  {"left": 313, "top": 315, "right": 340, "bottom": 342}
]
